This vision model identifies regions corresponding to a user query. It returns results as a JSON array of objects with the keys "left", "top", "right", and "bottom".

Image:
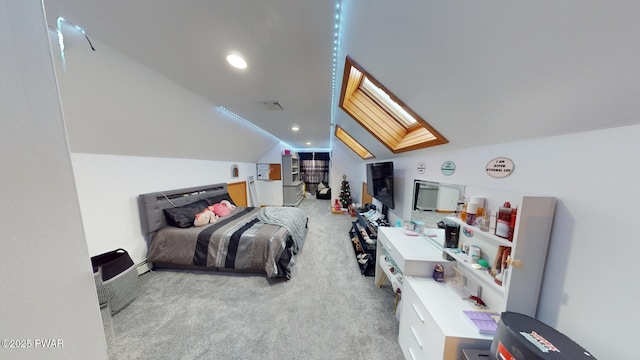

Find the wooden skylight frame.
[
  {"left": 339, "top": 56, "right": 448, "bottom": 153},
  {"left": 334, "top": 125, "right": 375, "bottom": 159}
]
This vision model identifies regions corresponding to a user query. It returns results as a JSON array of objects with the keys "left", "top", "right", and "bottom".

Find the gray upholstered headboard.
[{"left": 138, "top": 183, "right": 229, "bottom": 234}]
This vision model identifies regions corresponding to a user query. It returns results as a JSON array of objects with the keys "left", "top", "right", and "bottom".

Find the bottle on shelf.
[
  {"left": 508, "top": 207, "right": 517, "bottom": 241},
  {"left": 489, "top": 210, "right": 497, "bottom": 232},
  {"left": 477, "top": 211, "right": 490, "bottom": 232},
  {"left": 456, "top": 197, "right": 467, "bottom": 221},
  {"left": 455, "top": 201, "right": 465, "bottom": 218},
  {"left": 495, "top": 202, "right": 512, "bottom": 239},
  {"left": 469, "top": 196, "right": 485, "bottom": 217},
  {"left": 494, "top": 247, "right": 511, "bottom": 286},
  {"left": 465, "top": 202, "right": 478, "bottom": 225},
  {"left": 460, "top": 201, "right": 468, "bottom": 222}
]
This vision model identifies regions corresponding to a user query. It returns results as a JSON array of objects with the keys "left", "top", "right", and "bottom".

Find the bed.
[{"left": 138, "top": 183, "right": 308, "bottom": 279}]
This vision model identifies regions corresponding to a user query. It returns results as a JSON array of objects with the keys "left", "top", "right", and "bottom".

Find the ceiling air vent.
[{"left": 262, "top": 101, "right": 284, "bottom": 110}]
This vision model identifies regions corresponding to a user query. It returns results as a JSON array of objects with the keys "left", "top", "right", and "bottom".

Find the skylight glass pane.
[
  {"left": 335, "top": 126, "right": 374, "bottom": 159},
  {"left": 339, "top": 56, "right": 448, "bottom": 153},
  {"left": 361, "top": 77, "right": 417, "bottom": 128}
]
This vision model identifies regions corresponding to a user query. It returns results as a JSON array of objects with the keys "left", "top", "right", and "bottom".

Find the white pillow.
[{"left": 317, "top": 182, "right": 326, "bottom": 191}]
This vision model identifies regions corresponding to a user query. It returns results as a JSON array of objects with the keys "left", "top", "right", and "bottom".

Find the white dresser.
[
  {"left": 399, "top": 277, "right": 493, "bottom": 360},
  {"left": 394, "top": 191, "right": 556, "bottom": 360}
]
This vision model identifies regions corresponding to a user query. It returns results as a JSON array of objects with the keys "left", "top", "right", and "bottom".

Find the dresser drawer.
[
  {"left": 399, "top": 311, "right": 446, "bottom": 359},
  {"left": 399, "top": 318, "right": 426, "bottom": 360},
  {"left": 399, "top": 280, "right": 446, "bottom": 359}
]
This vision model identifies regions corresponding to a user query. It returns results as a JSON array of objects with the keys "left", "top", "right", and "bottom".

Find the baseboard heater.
[{"left": 136, "top": 260, "right": 152, "bottom": 275}]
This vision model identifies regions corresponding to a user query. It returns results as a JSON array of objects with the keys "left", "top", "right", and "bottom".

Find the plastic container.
[
  {"left": 413, "top": 220, "right": 425, "bottom": 233},
  {"left": 469, "top": 245, "right": 481, "bottom": 263}
]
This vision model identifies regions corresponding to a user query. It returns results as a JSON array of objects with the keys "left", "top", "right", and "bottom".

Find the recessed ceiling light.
[
  {"left": 306, "top": 142, "right": 311, "bottom": 145},
  {"left": 292, "top": 126, "right": 299, "bottom": 131},
  {"left": 226, "top": 54, "right": 247, "bottom": 69}
]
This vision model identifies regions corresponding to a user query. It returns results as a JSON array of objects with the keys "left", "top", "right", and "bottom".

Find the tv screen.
[{"left": 366, "top": 161, "right": 395, "bottom": 210}]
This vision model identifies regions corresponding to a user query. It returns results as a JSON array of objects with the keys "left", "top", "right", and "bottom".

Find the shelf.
[
  {"left": 349, "top": 228, "right": 375, "bottom": 276},
  {"left": 443, "top": 248, "right": 505, "bottom": 297},
  {"left": 282, "top": 153, "right": 302, "bottom": 186},
  {"left": 444, "top": 216, "right": 513, "bottom": 247},
  {"left": 356, "top": 211, "right": 378, "bottom": 238},
  {"left": 378, "top": 255, "right": 403, "bottom": 292},
  {"left": 353, "top": 221, "right": 376, "bottom": 253}
]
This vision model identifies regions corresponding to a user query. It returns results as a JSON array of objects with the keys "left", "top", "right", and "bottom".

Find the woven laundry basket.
[{"left": 91, "top": 249, "right": 138, "bottom": 314}]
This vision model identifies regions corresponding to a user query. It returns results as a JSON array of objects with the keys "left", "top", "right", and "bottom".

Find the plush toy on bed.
[
  {"left": 211, "top": 203, "right": 231, "bottom": 217},
  {"left": 221, "top": 200, "right": 236, "bottom": 211},
  {"left": 194, "top": 200, "right": 236, "bottom": 226},
  {"left": 193, "top": 209, "right": 219, "bottom": 227}
]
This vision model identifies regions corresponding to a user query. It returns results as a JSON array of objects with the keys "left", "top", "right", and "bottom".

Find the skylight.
[
  {"left": 335, "top": 125, "right": 375, "bottom": 159},
  {"left": 360, "top": 77, "right": 417, "bottom": 128},
  {"left": 339, "top": 56, "right": 448, "bottom": 153}
]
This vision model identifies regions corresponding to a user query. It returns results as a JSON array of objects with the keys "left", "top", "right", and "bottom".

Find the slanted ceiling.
[
  {"left": 333, "top": 1, "right": 640, "bottom": 160},
  {"left": 43, "top": 1, "right": 640, "bottom": 162},
  {"left": 43, "top": 1, "right": 336, "bottom": 163}
]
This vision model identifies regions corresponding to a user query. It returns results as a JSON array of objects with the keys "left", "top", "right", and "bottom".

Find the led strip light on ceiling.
[
  {"left": 217, "top": 107, "right": 294, "bottom": 149},
  {"left": 330, "top": 1, "right": 343, "bottom": 149},
  {"left": 55, "top": 17, "right": 95, "bottom": 72}
]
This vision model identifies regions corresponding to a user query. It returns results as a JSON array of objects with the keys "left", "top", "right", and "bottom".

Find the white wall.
[
  {"left": 71, "top": 153, "right": 257, "bottom": 264},
  {"left": 0, "top": 2, "right": 107, "bottom": 359},
  {"left": 49, "top": 23, "right": 279, "bottom": 163},
  {"left": 330, "top": 142, "right": 365, "bottom": 208},
  {"left": 377, "top": 124, "right": 639, "bottom": 360},
  {"left": 256, "top": 144, "right": 288, "bottom": 206}
]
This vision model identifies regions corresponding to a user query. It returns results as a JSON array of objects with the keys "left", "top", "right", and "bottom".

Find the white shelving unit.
[
  {"left": 441, "top": 195, "right": 556, "bottom": 316},
  {"left": 396, "top": 193, "right": 556, "bottom": 359},
  {"left": 282, "top": 153, "right": 304, "bottom": 207}
]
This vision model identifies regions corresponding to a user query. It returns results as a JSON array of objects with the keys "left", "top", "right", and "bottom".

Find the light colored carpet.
[{"left": 108, "top": 196, "right": 404, "bottom": 360}]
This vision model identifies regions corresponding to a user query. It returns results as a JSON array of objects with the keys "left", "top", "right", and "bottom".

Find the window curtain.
[{"left": 298, "top": 152, "right": 330, "bottom": 194}]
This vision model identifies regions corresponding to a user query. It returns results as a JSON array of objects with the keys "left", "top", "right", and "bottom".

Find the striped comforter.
[{"left": 147, "top": 207, "right": 307, "bottom": 278}]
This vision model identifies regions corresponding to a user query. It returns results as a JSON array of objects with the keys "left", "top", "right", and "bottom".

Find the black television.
[{"left": 366, "top": 161, "right": 395, "bottom": 212}]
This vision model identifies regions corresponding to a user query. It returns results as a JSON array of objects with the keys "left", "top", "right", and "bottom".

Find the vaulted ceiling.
[{"left": 43, "top": 0, "right": 640, "bottom": 161}]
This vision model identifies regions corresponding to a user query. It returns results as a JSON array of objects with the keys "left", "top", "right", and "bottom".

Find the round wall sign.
[
  {"left": 486, "top": 157, "right": 515, "bottom": 178},
  {"left": 441, "top": 161, "right": 456, "bottom": 176},
  {"left": 417, "top": 162, "right": 426, "bottom": 174}
]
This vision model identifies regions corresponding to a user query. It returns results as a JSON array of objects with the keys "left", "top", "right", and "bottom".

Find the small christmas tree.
[{"left": 339, "top": 174, "right": 353, "bottom": 208}]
